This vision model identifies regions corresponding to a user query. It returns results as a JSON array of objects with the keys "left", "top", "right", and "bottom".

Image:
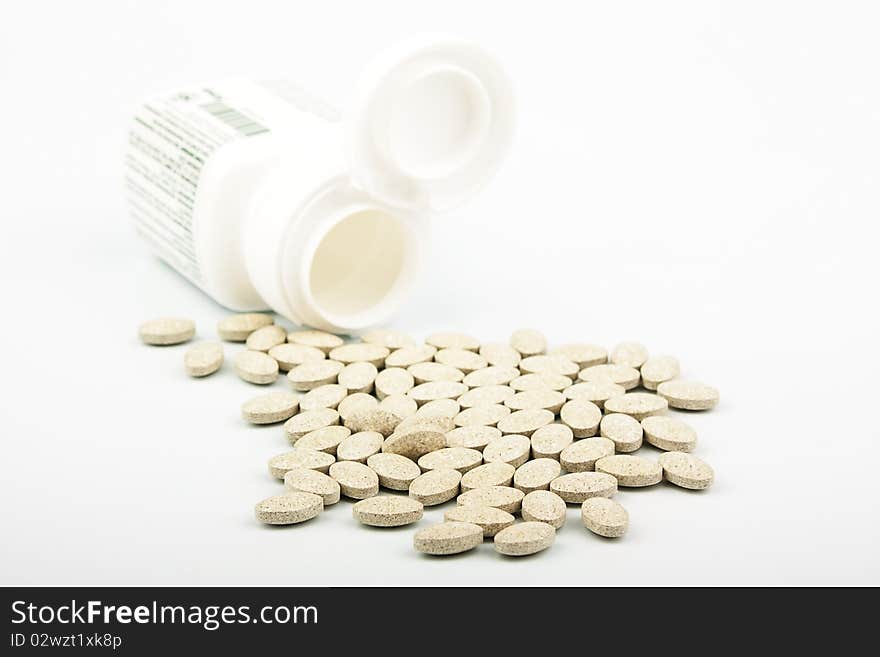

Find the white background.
[{"left": 1, "top": 0, "right": 878, "bottom": 586}]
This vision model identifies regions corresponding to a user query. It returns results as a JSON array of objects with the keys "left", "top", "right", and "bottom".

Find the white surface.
[{"left": 1, "top": 0, "right": 878, "bottom": 586}]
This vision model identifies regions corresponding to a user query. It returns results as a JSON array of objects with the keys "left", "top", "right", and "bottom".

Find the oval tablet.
[
  {"left": 394, "top": 414, "right": 455, "bottom": 435},
  {"left": 383, "top": 427, "right": 446, "bottom": 461},
  {"left": 657, "top": 380, "right": 720, "bottom": 411},
  {"left": 494, "top": 522, "right": 555, "bottom": 556},
  {"left": 139, "top": 317, "right": 195, "bottom": 346},
  {"left": 367, "top": 453, "right": 421, "bottom": 490},
  {"left": 600, "top": 413, "right": 643, "bottom": 452},
  {"left": 268, "top": 343, "right": 325, "bottom": 371},
  {"left": 658, "top": 452, "right": 714, "bottom": 490},
  {"left": 418, "top": 447, "right": 483, "bottom": 474},
  {"left": 530, "top": 424, "right": 574, "bottom": 460},
  {"left": 482, "top": 434, "right": 532, "bottom": 468},
  {"left": 362, "top": 329, "right": 415, "bottom": 350},
  {"left": 384, "top": 344, "right": 436, "bottom": 368},
  {"left": 255, "top": 492, "right": 323, "bottom": 525},
  {"left": 241, "top": 391, "right": 299, "bottom": 425},
  {"left": 560, "top": 437, "right": 615, "bottom": 472},
  {"left": 457, "top": 385, "right": 516, "bottom": 409},
  {"left": 642, "top": 416, "right": 697, "bottom": 452},
  {"left": 414, "top": 521, "right": 483, "bottom": 555},
  {"left": 604, "top": 392, "right": 668, "bottom": 420},
  {"left": 217, "top": 313, "right": 273, "bottom": 342},
  {"left": 578, "top": 364, "right": 640, "bottom": 390},
  {"left": 462, "top": 366, "right": 520, "bottom": 387},
  {"left": 283, "top": 467, "right": 341, "bottom": 505},
  {"left": 268, "top": 448, "right": 336, "bottom": 478},
  {"left": 519, "top": 354, "right": 579, "bottom": 378},
  {"left": 337, "top": 361, "right": 378, "bottom": 394},
  {"left": 287, "top": 329, "right": 344, "bottom": 353},
  {"left": 509, "top": 372, "right": 572, "bottom": 392},
  {"left": 444, "top": 505, "right": 515, "bottom": 537},
  {"left": 551, "top": 343, "right": 608, "bottom": 368},
  {"left": 521, "top": 490, "right": 567, "bottom": 529},
  {"left": 295, "top": 425, "right": 351, "bottom": 454},
  {"left": 336, "top": 431, "right": 384, "bottom": 463},
  {"left": 235, "top": 350, "right": 279, "bottom": 385},
  {"left": 560, "top": 399, "right": 602, "bottom": 438},
  {"left": 454, "top": 404, "right": 511, "bottom": 428},
  {"left": 337, "top": 393, "right": 378, "bottom": 422},
  {"left": 581, "top": 497, "right": 629, "bottom": 538},
  {"left": 595, "top": 455, "right": 662, "bottom": 487},
  {"left": 409, "top": 468, "right": 462, "bottom": 506},
  {"left": 562, "top": 381, "right": 625, "bottom": 408},
  {"left": 479, "top": 342, "right": 522, "bottom": 368},
  {"left": 446, "top": 425, "right": 502, "bottom": 451},
  {"left": 550, "top": 472, "right": 618, "bottom": 503},
  {"left": 329, "top": 461, "right": 379, "bottom": 499},
  {"left": 408, "top": 361, "right": 465, "bottom": 384},
  {"left": 344, "top": 408, "right": 402, "bottom": 436},
  {"left": 328, "top": 343, "right": 389, "bottom": 367},
  {"left": 457, "top": 486, "right": 525, "bottom": 513},
  {"left": 284, "top": 408, "right": 340, "bottom": 442},
  {"left": 496, "top": 409, "right": 554, "bottom": 437},
  {"left": 611, "top": 341, "right": 648, "bottom": 368},
  {"left": 299, "top": 383, "right": 348, "bottom": 412},
  {"left": 414, "top": 398, "right": 461, "bottom": 419},
  {"left": 505, "top": 389, "right": 566, "bottom": 413},
  {"left": 640, "top": 355, "right": 680, "bottom": 390},
  {"left": 353, "top": 496, "right": 424, "bottom": 527},
  {"left": 184, "top": 341, "right": 224, "bottom": 377},
  {"left": 374, "top": 367, "right": 415, "bottom": 399},
  {"left": 435, "top": 348, "right": 488, "bottom": 373},
  {"left": 378, "top": 394, "right": 418, "bottom": 420},
  {"left": 408, "top": 381, "right": 468, "bottom": 404},
  {"left": 459, "top": 461, "right": 516, "bottom": 492},
  {"left": 513, "top": 458, "right": 562, "bottom": 494},
  {"left": 287, "top": 359, "right": 344, "bottom": 391},
  {"left": 245, "top": 324, "right": 286, "bottom": 352},
  {"left": 425, "top": 332, "right": 480, "bottom": 352},
  {"left": 510, "top": 329, "right": 547, "bottom": 357}
]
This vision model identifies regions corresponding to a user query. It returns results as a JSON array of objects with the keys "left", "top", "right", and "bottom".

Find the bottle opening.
[{"left": 306, "top": 208, "right": 416, "bottom": 330}]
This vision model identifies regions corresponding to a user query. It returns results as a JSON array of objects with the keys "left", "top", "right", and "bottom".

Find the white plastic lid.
[{"left": 347, "top": 36, "right": 515, "bottom": 212}]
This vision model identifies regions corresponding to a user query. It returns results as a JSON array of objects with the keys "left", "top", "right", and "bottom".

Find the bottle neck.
[{"left": 244, "top": 173, "right": 427, "bottom": 334}]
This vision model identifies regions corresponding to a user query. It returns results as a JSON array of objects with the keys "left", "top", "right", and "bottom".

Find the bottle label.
[{"left": 124, "top": 87, "right": 270, "bottom": 285}]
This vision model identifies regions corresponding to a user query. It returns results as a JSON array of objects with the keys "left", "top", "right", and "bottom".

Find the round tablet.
[
  {"left": 245, "top": 324, "right": 286, "bottom": 352},
  {"left": 658, "top": 452, "right": 714, "bottom": 490},
  {"left": 459, "top": 461, "right": 516, "bottom": 492},
  {"left": 611, "top": 342, "right": 648, "bottom": 368},
  {"left": 286, "top": 360, "right": 344, "bottom": 391},
  {"left": 337, "top": 361, "right": 378, "bottom": 394},
  {"left": 409, "top": 468, "right": 462, "bottom": 506},
  {"left": 562, "top": 381, "right": 625, "bottom": 408},
  {"left": 446, "top": 425, "right": 502, "bottom": 451},
  {"left": 241, "top": 391, "right": 299, "bottom": 424},
  {"left": 374, "top": 367, "right": 415, "bottom": 399},
  {"left": 344, "top": 408, "right": 402, "bottom": 436},
  {"left": 283, "top": 408, "right": 340, "bottom": 442},
  {"left": 367, "top": 453, "right": 421, "bottom": 490},
  {"left": 600, "top": 413, "right": 643, "bottom": 452},
  {"left": 454, "top": 404, "right": 511, "bottom": 428},
  {"left": 299, "top": 383, "right": 348, "bottom": 412},
  {"left": 513, "top": 458, "right": 562, "bottom": 494},
  {"left": 509, "top": 373, "right": 572, "bottom": 392},
  {"left": 482, "top": 434, "right": 532, "bottom": 468},
  {"left": 408, "top": 361, "right": 465, "bottom": 384},
  {"left": 435, "top": 348, "right": 488, "bottom": 373},
  {"left": 496, "top": 409, "right": 554, "bottom": 437},
  {"left": 521, "top": 490, "right": 567, "bottom": 529},
  {"left": 361, "top": 329, "right": 416, "bottom": 350},
  {"left": 268, "top": 343, "right": 325, "bottom": 371},
  {"left": 479, "top": 342, "right": 522, "bottom": 368},
  {"left": 254, "top": 492, "right": 323, "bottom": 525},
  {"left": 462, "top": 366, "right": 520, "bottom": 387},
  {"left": 336, "top": 431, "right": 384, "bottom": 463},
  {"left": 425, "top": 332, "right": 480, "bottom": 352},
  {"left": 530, "top": 424, "right": 574, "bottom": 460},
  {"left": 235, "top": 350, "right": 279, "bottom": 385},
  {"left": 382, "top": 427, "right": 446, "bottom": 461},
  {"left": 581, "top": 497, "right": 628, "bottom": 538},
  {"left": 384, "top": 344, "right": 437, "bottom": 368},
  {"left": 551, "top": 343, "right": 608, "bottom": 368},
  {"left": 268, "top": 448, "right": 335, "bottom": 478},
  {"left": 457, "top": 486, "right": 525, "bottom": 513},
  {"left": 295, "top": 425, "right": 351, "bottom": 454},
  {"left": 328, "top": 343, "right": 390, "bottom": 368},
  {"left": 595, "top": 455, "right": 662, "bottom": 487},
  {"left": 578, "top": 364, "right": 640, "bottom": 390},
  {"left": 510, "top": 329, "right": 547, "bottom": 357},
  {"left": 139, "top": 317, "right": 195, "bottom": 345},
  {"left": 457, "top": 385, "right": 516, "bottom": 409},
  {"left": 559, "top": 438, "right": 615, "bottom": 473},
  {"left": 329, "top": 461, "right": 379, "bottom": 499},
  {"left": 550, "top": 472, "right": 618, "bottom": 503},
  {"left": 217, "top": 313, "right": 273, "bottom": 342},
  {"left": 559, "top": 399, "right": 602, "bottom": 438},
  {"left": 354, "top": 496, "right": 424, "bottom": 527},
  {"left": 408, "top": 381, "right": 468, "bottom": 404},
  {"left": 336, "top": 393, "right": 378, "bottom": 422},
  {"left": 505, "top": 389, "right": 566, "bottom": 413},
  {"left": 378, "top": 394, "right": 418, "bottom": 419},
  {"left": 604, "top": 393, "right": 668, "bottom": 420},
  {"left": 445, "top": 506, "right": 515, "bottom": 537},
  {"left": 519, "top": 355, "right": 579, "bottom": 378},
  {"left": 656, "top": 380, "right": 720, "bottom": 411},
  {"left": 642, "top": 415, "right": 697, "bottom": 452},
  {"left": 288, "top": 329, "right": 344, "bottom": 353},
  {"left": 283, "top": 467, "right": 341, "bottom": 505},
  {"left": 184, "top": 341, "right": 224, "bottom": 377},
  {"left": 494, "top": 522, "right": 555, "bottom": 557},
  {"left": 414, "top": 521, "right": 483, "bottom": 555},
  {"left": 640, "top": 356, "right": 680, "bottom": 390},
  {"left": 415, "top": 447, "right": 480, "bottom": 473}
]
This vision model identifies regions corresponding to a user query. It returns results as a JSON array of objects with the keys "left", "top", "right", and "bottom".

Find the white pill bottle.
[{"left": 125, "top": 36, "right": 514, "bottom": 334}]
